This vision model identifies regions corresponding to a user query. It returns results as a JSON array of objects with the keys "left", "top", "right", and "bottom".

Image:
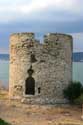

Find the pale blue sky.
[{"left": 0, "top": 0, "right": 83, "bottom": 53}]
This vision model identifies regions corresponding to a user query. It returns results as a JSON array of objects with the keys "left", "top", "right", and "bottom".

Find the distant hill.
[
  {"left": 0, "top": 54, "right": 9, "bottom": 61},
  {"left": 73, "top": 52, "right": 83, "bottom": 62},
  {"left": 0, "top": 53, "right": 83, "bottom": 62}
]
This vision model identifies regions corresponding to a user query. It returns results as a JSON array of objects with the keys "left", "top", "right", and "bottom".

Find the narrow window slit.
[{"left": 38, "top": 87, "right": 41, "bottom": 94}]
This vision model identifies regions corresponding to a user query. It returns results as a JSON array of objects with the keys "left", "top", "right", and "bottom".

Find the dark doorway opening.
[
  {"left": 25, "top": 76, "right": 35, "bottom": 95},
  {"left": 25, "top": 65, "right": 35, "bottom": 95}
]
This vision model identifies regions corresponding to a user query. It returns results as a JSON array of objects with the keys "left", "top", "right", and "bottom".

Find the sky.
[{"left": 0, "top": 0, "right": 83, "bottom": 53}]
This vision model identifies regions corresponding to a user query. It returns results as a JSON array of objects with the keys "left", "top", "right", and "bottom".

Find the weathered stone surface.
[{"left": 9, "top": 32, "right": 73, "bottom": 104}]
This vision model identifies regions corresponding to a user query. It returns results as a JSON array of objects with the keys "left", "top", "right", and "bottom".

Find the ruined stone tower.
[{"left": 9, "top": 32, "right": 73, "bottom": 104}]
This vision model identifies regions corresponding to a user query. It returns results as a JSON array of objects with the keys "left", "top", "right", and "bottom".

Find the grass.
[
  {"left": 0, "top": 118, "right": 10, "bottom": 125},
  {"left": 0, "top": 90, "right": 8, "bottom": 100}
]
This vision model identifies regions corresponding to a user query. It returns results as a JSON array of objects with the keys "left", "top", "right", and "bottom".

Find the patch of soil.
[{"left": 0, "top": 99, "right": 83, "bottom": 125}]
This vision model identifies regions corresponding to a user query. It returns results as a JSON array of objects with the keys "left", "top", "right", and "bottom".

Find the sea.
[
  {"left": 0, "top": 54, "right": 9, "bottom": 87},
  {"left": 0, "top": 54, "right": 83, "bottom": 87}
]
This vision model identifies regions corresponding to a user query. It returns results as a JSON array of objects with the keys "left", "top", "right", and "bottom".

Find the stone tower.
[{"left": 9, "top": 32, "right": 73, "bottom": 104}]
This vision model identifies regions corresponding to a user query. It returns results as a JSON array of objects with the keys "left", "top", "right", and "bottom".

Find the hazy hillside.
[
  {"left": 73, "top": 52, "right": 83, "bottom": 62},
  {"left": 0, "top": 53, "right": 83, "bottom": 62},
  {"left": 0, "top": 54, "right": 9, "bottom": 61}
]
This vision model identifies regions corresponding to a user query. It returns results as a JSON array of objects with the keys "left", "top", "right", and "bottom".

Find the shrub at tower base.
[{"left": 63, "top": 81, "right": 83, "bottom": 104}]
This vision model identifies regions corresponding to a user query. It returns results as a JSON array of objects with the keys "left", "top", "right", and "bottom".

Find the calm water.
[
  {"left": 0, "top": 59, "right": 83, "bottom": 86},
  {"left": 0, "top": 61, "right": 9, "bottom": 86},
  {"left": 73, "top": 62, "right": 83, "bottom": 84}
]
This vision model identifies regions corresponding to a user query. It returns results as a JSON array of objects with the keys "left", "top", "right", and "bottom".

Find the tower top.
[{"left": 10, "top": 32, "right": 35, "bottom": 43}]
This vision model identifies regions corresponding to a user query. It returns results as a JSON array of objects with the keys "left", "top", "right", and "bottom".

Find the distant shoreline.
[
  {"left": 0, "top": 53, "right": 83, "bottom": 62},
  {"left": 0, "top": 60, "right": 9, "bottom": 62},
  {"left": 73, "top": 61, "right": 83, "bottom": 63},
  {"left": 0, "top": 54, "right": 9, "bottom": 61}
]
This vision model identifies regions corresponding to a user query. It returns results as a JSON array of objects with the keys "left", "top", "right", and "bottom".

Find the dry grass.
[
  {"left": 0, "top": 90, "right": 83, "bottom": 125},
  {"left": 0, "top": 90, "right": 8, "bottom": 99}
]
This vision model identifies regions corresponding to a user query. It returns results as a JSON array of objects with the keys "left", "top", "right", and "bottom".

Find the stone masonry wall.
[{"left": 9, "top": 32, "right": 73, "bottom": 104}]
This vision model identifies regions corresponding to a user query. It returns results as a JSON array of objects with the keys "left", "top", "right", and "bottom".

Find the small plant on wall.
[{"left": 0, "top": 118, "right": 11, "bottom": 125}]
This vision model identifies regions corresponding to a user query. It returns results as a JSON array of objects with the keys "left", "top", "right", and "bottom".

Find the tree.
[{"left": 63, "top": 81, "right": 83, "bottom": 103}]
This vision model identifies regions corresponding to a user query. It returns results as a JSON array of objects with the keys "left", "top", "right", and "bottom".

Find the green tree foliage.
[
  {"left": 75, "top": 94, "right": 83, "bottom": 104},
  {"left": 63, "top": 81, "right": 83, "bottom": 103}
]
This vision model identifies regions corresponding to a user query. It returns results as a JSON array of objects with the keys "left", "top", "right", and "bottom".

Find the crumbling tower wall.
[{"left": 9, "top": 32, "right": 73, "bottom": 104}]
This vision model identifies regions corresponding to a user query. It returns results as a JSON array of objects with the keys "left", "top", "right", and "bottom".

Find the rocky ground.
[{"left": 0, "top": 90, "right": 83, "bottom": 125}]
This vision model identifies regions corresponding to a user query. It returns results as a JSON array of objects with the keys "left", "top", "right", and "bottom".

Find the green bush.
[
  {"left": 0, "top": 118, "right": 10, "bottom": 125},
  {"left": 63, "top": 81, "right": 83, "bottom": 103},
  {"left": 74, "top": 94, "right": 83, "bottom": 105}
]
